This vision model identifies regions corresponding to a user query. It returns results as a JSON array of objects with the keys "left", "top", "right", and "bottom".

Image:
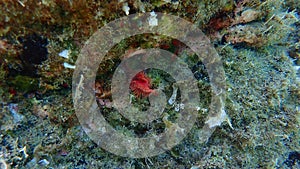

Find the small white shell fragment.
[
  {"left": 63, "top": 62, "right": 75, "bottom": 69},
  {"left": 205, "top": 108, "right": 227, "bottom": 128},
  {"left": 19, "top": 146, "right": 29, "bottom": 158},
  {"left": 179, "top": 103, "right": 184, "bottom": 110},
  {"left": 168, "top": 85, "right": 178, "bottom": 105},
  {"left": 149, "top": 11, "right": 158, "bottom": 26},
  {"left": 174, "top": 104, "right": 180, "bottom": 112},
  {"left": 59, "top": 49, "right": 70, "bottom": 59},
  {"left": 122, "top": 2, "right": 130, "bottom": 15},
  {"left": 190, "top": 166, "right": 200, "bottom": 169},
  {"left": 9, "top": 103, "right": 24, "bottom": 123},
  {"left": 174, "top": 103, "right": 185, "bottom": 112},
  {"left": 38, "top": 159, "right": 50, "bottom": 166}
]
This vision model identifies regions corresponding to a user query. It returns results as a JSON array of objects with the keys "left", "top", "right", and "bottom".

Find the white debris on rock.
[
  {"left": 174, "top": 104, "right": 180, "bottom": 112},
  {"left": 179, "top": 103, "right": 184, "bottom": 109},
  {"left": 174, "top": 103, "right": 185, "bottom": 112},
  {"left": 63, "top": 62, "right": 75, "bottom": 69},
  {"left": 204, "top": 108, "right": 233, "bottom": 129},
  {"left": 19, "top": 146, "right": 29, "bottom": 158},
  {"left": 149, "top": 11, "right": 158, "bottom": 27},
  {"left": 8, "top": 103, "right": 24, "bottom": 123},
  {"left": 205, "top": 108, "right": 227, "bottom": 128},
  {"left": 58, "top": 49, "right": 70, "bottom": 59},
  {"left": 38, "top": 159, "right": 50, "bottom": 166},
  {"left": 59, "top": 49, "right": 75, "bottom": 69},
  {"left": 122, "top": 2, "right": 130, "bottom": 15},
  {"left": 168, "top": 85, "right": 178, "bottom": 105}
]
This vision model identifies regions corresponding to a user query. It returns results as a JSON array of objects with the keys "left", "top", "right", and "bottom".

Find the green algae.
[{"left": 9, "top": 75, "right": 39, "bottom": 93}]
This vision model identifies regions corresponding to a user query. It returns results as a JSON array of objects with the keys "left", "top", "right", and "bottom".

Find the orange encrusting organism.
[{"left": 129, "top": 72, "right": 154, "bottom": 98}]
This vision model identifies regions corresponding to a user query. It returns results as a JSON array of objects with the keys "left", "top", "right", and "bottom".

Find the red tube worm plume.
[{"left": 130, "top": 72, "right": 154, "bottom": 98}]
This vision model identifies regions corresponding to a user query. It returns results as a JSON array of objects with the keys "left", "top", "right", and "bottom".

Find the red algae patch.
[{"left": 129, "top": 72, "right": 154, "bottom": 98}]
